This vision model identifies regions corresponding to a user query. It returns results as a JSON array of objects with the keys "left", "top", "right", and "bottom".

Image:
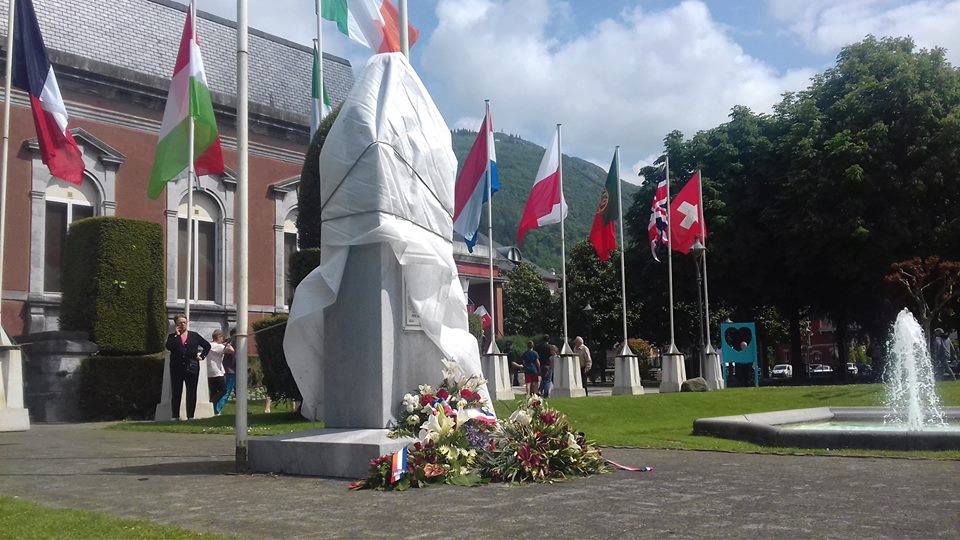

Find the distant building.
[{"left": 775, "top": 319, "right": 838, "bottom": 374}]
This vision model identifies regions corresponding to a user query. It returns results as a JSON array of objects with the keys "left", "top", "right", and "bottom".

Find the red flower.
[
  {"left": 460, "top": 388, "right": 480, "bottom": 401},
  {"left": 420, "top": 394, "right": 434, "bottom": 406},
  {"left": 517, "top": 444, "right": 541, "bottom": 469},
  {"left": 443, "top": 403, "right": 454, "bottom": 416},
  {"left": 437, "top": 388, "right": 450, "bottom": 400},
  {"left": 423, "top": 463, "right": 445, "bottom": 478},
  {"left": 539, "top": 411, "right": 558, "bottom": 425}
]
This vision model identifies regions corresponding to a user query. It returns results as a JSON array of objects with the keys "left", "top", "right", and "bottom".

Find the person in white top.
[{"left": 206, "top": 329, "right": 234, "bottom": 415}]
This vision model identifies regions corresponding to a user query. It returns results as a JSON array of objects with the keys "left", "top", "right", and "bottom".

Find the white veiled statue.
[{"left": 283, "top": 53, "right": 489, "bottom": 424}]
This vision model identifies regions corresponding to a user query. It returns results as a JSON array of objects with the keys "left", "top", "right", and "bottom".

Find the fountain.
[{"left": 693, "top": 309, "right": 960, "bottom": 451}]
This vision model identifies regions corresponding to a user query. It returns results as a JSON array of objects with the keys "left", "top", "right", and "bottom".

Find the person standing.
[
  {"left": 165, "top": 315, "right": 211, "bottom": 420},
  {"left": 931, "top": 328, "right": 958, "bottom": 381},
  {"left": 519, "top": 340, "right": 540, "bottom": 397},
  {"left": 206, "top": 329, "right": 234, "bottom": 415},
  {"left": 215, "top": 328, "right": 237, "bottom": 414},
  {"left": 574, "top": 336, "right": 592, "bottom": 396},
  {"left": 539, "top": 344, "right": 558, "bottom": 398}
]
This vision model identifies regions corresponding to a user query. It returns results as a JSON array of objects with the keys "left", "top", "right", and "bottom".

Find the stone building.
[{"left": 0, "top": 0, "right": 511, "bottom": 342}]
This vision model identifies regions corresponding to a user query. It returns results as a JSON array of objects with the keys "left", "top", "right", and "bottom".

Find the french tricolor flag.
[
  {"left": 12, "top": 0, "right": 84, "bottom": 185},
  {"left": 453, "top": 106, "right": 499, "bottom": 252}
]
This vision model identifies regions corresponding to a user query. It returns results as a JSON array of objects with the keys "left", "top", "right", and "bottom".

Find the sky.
[{"left": 188, "top": 0, "right": 960, "bottom": 181}]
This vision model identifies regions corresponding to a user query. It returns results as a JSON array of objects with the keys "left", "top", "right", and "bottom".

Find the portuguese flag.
[
  {"left": 148, "top": 2, "right": 224, "bottom": 199},
  {"left": 589, "top": 151, "right": 621, "bottom": 262}
]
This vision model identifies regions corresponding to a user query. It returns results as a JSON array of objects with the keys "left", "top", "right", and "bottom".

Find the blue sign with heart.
[{"left": 720, "top": 322, "right": 757, "bottom": 365}]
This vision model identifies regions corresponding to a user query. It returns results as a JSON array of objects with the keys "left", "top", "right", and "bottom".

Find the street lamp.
[{"left": 690, "top": 239, "right": 706, "bottom": 378}]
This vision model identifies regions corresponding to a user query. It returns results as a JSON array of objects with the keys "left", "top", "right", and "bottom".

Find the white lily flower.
[
  {"left": 567, "top": 432, "right": 581, "bottom": 451},
  {"left": 509, "top": 409, "right": 532, "bottom": 426}
]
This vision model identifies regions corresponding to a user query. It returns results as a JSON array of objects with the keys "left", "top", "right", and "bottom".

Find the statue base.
[{"left": 249, "top": 428, "right": 414, "bottom": 479}]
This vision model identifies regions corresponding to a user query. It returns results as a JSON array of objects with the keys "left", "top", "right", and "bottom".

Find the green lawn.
[
  {"left": 108, "top": 400, "right": 323, "bottom": 436},
  {"left": 0, "top": 496, "right": 224, "bottom": 539},
  {"left": 493, "top": 381, "right": 960, "bottom": 460},
  {"left": 108, "top": 383, "right": 960, "bottom": 459}
]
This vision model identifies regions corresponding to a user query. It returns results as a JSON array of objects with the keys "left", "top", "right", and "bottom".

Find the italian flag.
[
  {"left": 311, "top": 42, "right": 332, "bottom": 138},
  {"left": 148, "top": 3, "right": 224, "bottom": 199},
  {"left": 321, "top": 0, "right": 419, "bottom": 53}
]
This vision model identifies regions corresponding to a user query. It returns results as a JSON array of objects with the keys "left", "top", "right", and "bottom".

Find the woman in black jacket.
[{"left": 165, "top": 314, "right": 211, "bottom": 420}]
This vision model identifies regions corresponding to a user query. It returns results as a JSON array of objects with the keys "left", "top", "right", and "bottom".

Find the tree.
[
  {"left": 884, "top": 257, "right": 960, "bottom": 341},
  {"left": 502, "top": 262, "right": 557, "bottom": 336},
  {"left": 564, "top": 240, "right": 638, "bottom": 351}
]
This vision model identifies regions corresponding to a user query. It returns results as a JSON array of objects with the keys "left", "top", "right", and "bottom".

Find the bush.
[
  {"left": 60, "top": 217, "right": 165, "bottom": 355},
  {"left": 252, "top": 314, "right": 302, "bottom": 403},
  {"left": 76, "top": 353, "right": 165, "bottom": 420},
  {"left": 288, "top": 248, "right": 321, "bottom": 295},
  {"left": 468, "top": 313, "right": 482, "bottom": 349}
]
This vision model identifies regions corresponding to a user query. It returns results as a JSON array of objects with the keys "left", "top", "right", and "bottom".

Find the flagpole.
[
  {"left": 484, "top": 100, "right": 499, "bottom": 355},
  {"left": 235, "top": 0, "right": 250, "bottom": 470},
  {"left": 615, "top": 146, "right": 631, "bottom": 356},
  {"left": 184, "top": 1, "right": 195, "bottom": 322},
  {"left": 0, "top": 0, "right": 15, "bottom": 339},
  {"left": 558, "top": 124, "right": 571, "bottom": 354},
  {"left": 399, "top": 0, "right": 409, "bottom": 58},
  {"left": 699, "top": 169, "right": 713, "bottom": 351},
  {"left": 665, "top": 154, "right": 677, "bottom": 352},
  {"left": 314, "top": 0, "right": 323, "bottom": 133}
]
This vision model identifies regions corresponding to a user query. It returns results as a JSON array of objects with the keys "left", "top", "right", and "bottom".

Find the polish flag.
[
  {"left": 516, "top": 132, "right": 567, "bottom": 245},
  {"left": 11, "top": 0, "right": 84, "bottom": 185}
]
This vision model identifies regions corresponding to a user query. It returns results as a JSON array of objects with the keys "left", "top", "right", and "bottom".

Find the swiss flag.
[{"left": 669, "top": 171, "right": 707, "bottom": 254}]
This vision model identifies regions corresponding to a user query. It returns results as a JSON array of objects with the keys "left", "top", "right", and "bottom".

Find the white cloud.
[
  {"left": 422, "top": 0, "right": 814, "bottom": 178},
  {"left": 768, "top": 0, "right": 960, "bottom": 63}
]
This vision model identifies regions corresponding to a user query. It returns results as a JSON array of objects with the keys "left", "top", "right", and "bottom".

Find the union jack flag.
[{"left": 647, "top": 163, "right": 669, "bottom": 262}]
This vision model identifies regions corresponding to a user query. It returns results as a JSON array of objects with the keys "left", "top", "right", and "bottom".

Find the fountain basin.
[{"left": 693, "top": 407, "right": 960, "bottom": 451}]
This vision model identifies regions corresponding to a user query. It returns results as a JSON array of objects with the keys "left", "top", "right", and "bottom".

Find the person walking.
[
  {"left": 206, "top": 329, "right": 234, "bottom": 415},
  {"left": 931, "top": 328, "right": 958, "bottom": 381},
  {"left": 165, "top": 315, "right": 211, "bottom": 420},
  {"left": 573, "top": 336, "right": 592, "bottom": 396},
  {"left": 539, "top": 344, "right": 558, "bottom": 398},
  {"left": 519, "top": 340, "right": 540, "bottom": 397},
  {"left": 214, "top": 328, "right": 237, "bottom": 414}
]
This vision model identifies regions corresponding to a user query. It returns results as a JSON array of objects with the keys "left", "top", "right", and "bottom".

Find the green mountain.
[{"left": 452, "top": 130, "right": 638, "bottom": 271}]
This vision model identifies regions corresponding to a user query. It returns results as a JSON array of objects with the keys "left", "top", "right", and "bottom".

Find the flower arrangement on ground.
[{"left": 351, "top": 362, "right": 606, "bottom": 491}]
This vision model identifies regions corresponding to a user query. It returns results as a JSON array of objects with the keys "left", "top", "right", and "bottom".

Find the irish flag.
[
  {"left": 311, "top": 42, "right": 332, "bottom": 138},
  {"left": 148, "top": 2, "right": 224, "bottom": 199},
  {"left": 321, "top": 0, "right": 419, "bottom": 53}
]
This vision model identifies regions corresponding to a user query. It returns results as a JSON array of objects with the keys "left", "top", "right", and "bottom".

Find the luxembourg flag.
[
  {"left": 453, "top": 107, "right": 499, "bottom": 251},
  {"left": 11, "top": 0, "right": 84, "bottom": 185},
  {"left": 516, "top": 130, "right": 567, "bottom": 245}
]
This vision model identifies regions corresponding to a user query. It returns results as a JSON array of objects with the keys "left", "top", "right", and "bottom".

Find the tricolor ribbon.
[
  {"left": 605, "top": 459, "right": 653, "bottom": 472},
  {"left": 390, "top": 447, "right": 408, "bottom": 484}
]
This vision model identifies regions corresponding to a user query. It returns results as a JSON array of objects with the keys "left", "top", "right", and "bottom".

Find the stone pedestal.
[
  {"left": 702, "top": 347, "right": 724, "bottom": 390},
  {"left": 20, "top": 331, "right": 98, "bottom": 422},
  {"left": 660, "top": 350, "right": 687, "bottom": 393},
  {"left": 0, "top": 329, "right": 29, "bottom": 432},
  {"left": 612, "top": 354, "right": 644, "bottom": 396},
  {"left": 482, "top": 350, "right": 513, "bottom": 402},
  {"left": 551, "top": 353, "right": 585, "bottom": 398},
  {"left": 154, "top": 353, "right": 215, "bottom": 421},
  {"left": 249, "top": 429, "right": 414, "bottom": 479}
]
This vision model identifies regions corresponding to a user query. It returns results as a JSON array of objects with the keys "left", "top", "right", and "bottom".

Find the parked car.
[
  {"left": 847, "top": 363, "right": 858, "bottom": 376},
  {"left": 771, "top": 364, "right": 793, "bottom": 379},
  {"left": 811, "top": 364, "right": 833, "bottom": 377}
]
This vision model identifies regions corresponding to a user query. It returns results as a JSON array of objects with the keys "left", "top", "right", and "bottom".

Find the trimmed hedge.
[
  {"left": 289, "top": 248, "right": 321, "bottom": 295},
  {"left": 297, "top": 106, "right": 340, "bottom": 249},
  {"left": 77, "top": 354, "right": 165, "bottom": 420},
  {"left": 252, "top": 314, "right": 302, "bottom": 403},
  {"left": 60, "top": 217, "right": 165, "bottom": 355}
]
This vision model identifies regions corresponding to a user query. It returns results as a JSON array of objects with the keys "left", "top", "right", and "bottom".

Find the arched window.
[
  {"left": 283, "top": 209, "right": 299, "bottom": 306},
  {"left": 44, "top": 177, "right": 99, "bottom": 292},
  {"left": 177, "top": 192, "right": 221, "bottom": 302}
]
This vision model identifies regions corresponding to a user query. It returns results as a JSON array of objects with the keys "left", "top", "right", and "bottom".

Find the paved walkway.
[{"left": 1, "top": 424, "right": 958, "bottom": 538}]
